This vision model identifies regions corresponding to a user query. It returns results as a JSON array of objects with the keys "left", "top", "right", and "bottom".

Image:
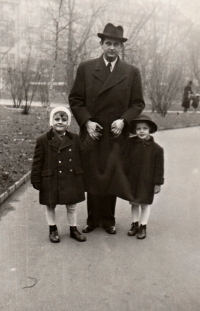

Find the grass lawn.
[{"left": 0, "top": 104, "right": 200, "bottom": 196}]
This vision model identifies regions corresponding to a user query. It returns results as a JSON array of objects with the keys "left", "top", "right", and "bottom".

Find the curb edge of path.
[
  {"left": 159, "top": 123, "right": 200, "bottom": 131},
  {"left": 0, "top": 171, "right": 31, "bottom": 205},
  {"left": 0, "top": 123, "right": 200, "bottom": 206}
]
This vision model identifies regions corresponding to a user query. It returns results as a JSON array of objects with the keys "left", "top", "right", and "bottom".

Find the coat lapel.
[
  {"left": 92, "top": 55, "right": 109, "bottom": 84},
  {"left": 92, "top": 57, "right": 128, "bottom": 95},
  {"left": 99, "top": 59, "right": 128, "bottom": 94},
  {"left": 59, "top": 135, "right": 73, "bottom": 150},
  {"left": 49, "top": 133, "right": 73, "bottom": 150},
  {"left": 135, "top": 136, "right": 154, "bottom": 145},
  {"left": 49, "top": 135, "right": 61, "bottom": 149}
]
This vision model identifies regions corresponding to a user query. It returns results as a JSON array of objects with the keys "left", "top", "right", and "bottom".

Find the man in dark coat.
[{"left": 69, "top": 23, "right": 145, "bottom": 234}]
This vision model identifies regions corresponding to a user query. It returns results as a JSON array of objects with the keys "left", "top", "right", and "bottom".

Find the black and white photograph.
[{"left": 0, "top": 0, "right": 200, "bottom": 310}]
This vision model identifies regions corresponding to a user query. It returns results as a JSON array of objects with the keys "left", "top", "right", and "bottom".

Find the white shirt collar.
[{"left": 103, "top": 56, "right": 118, "bottom": 72}]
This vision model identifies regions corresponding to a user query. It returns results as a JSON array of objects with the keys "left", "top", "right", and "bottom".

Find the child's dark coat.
[
  {"left": 191, "top": 97, "right": 199, "bottom": 109},
  {"left": 109, "top": 135, "right": 164, "bottom": 204},
  {"left": 31, "top": 129, "right": 95, "bottom": 205}
]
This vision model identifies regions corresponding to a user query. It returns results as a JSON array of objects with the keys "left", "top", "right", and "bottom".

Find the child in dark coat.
[
  {"left": 123, "top": 114, "right": 164, "bottom": 239},
  {"left": 191, "top": 94, "right": 200, "bottom": 113},
  {"left": 31, "top": 106, "right": 99, "bottom": 243}
]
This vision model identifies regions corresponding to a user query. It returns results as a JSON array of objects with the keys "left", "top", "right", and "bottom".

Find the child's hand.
[
  {"left": 86, "top": 120, "right": 103, "bottom": 140},
  {"left": 32, "top": 183, "right": 41, "bottom": 190},
  {"left": 154, "top": 185, "right": 161, "bottom": 194},
  {"left": 95, "top": 127, "right": 102, "bottom": 140}
]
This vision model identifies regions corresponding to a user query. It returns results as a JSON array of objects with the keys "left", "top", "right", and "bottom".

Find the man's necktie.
[{"left": 107, "top": 62, "right": 112, "bottom": 73}]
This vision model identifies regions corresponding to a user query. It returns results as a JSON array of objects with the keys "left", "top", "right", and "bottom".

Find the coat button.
[
  {"left": 58, "top": 151, "right": 60, "bottom": 153},
  {"left": 70, "top": 169, "right": 73, "bottom": 172},
  {"left": 69, "top": 159, "right": 72, "bottom": 162},
  {"left": 69, "top": 149, "right": 72, "bottom": 152},
  {"left": 59, "top": 161, "right": 61, "bottom": 163},
  {"left": 59, "top": 171, "right": 62, "bottom": 173}
]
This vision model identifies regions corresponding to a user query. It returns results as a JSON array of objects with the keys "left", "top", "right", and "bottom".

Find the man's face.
[{"left": 101, "top": 37, "right": 123, "bottom": 62}]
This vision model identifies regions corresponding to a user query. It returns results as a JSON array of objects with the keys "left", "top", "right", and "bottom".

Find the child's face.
[
  {"left": 52, "top": 112, "right": 68, "bottom": 134},
  {"left": 135, "top": 122, "right": 150, "bottom": 140}
]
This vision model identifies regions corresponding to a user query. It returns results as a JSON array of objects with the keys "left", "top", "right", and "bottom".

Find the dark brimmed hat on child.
[
  {"left": 97, "top": 23, "right": 128, "bottom": 42},
  {"left": 129, "top": 114, "right": 157, "bottom": 134}
]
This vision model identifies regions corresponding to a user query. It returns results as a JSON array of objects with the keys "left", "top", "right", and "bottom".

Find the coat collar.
[
  {"left": 135, "top": 135, "right": 154, "bottom": 145},
  {"left": 92, "top": 55, "right": 128, "bottom": 95},
  {"left": 47, "top": 129, "right": 73, "bottom": 150}
]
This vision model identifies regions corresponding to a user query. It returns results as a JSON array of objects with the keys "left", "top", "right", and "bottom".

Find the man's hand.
[
  {"left": 111, "top": 119, "right": 125, "bottom": 137},
  {"left": 86, "top": 120, "right": 103, "bottom": 140},
  {"left": 154, "top": 185, "right": 161, "bottom": 194}
]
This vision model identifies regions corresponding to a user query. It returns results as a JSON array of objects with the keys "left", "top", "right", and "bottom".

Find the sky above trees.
[{"left": 150, "top": 0, "right": 200, "bottom": 22}]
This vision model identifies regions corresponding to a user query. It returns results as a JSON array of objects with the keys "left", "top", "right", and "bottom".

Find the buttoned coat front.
[
  {"left": 69, "top": 55, "right": 145, "bottom": 195},
  {"left": 31, "top": 130, "right": 95, "bottom": 205}
]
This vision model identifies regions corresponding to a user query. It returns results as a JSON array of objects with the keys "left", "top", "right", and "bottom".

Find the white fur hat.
[{"left": 49, "top": 106, "right": 71, "bottom": 128}]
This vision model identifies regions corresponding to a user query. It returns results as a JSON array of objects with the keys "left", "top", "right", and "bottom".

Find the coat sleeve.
[
  {"left": 69, "top": 63, "right": 92, "bottom": 127},
  {"left": 31, "top": 138, "right": 44, "bottom": 184},
  {"left": 120, "top": 67, "right": 145, "bottom": 124},
  {"left": 77, "top": 134, "right": 97, "bottom": 155},
  {"left": 153, "top": 147, "right": 164, "bottom": 185}
]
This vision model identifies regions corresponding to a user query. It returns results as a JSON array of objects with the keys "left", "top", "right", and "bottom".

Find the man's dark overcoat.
[
  {"left": 109, "top": 136, "right": 164, "bottom": 204},
  {"left": 69, "top": 55, "right": 145, "bottom": 196},
  {"left": 31, "top": 129, "right": 95, "bottom": 205}
]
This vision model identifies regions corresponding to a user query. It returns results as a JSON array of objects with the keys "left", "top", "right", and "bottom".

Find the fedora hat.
[
  {"left": 97, "top": 23, "right": 128, "bottom": 42},
  {"left": 129, "top": 114, "right": 157, "bottom": 134}
]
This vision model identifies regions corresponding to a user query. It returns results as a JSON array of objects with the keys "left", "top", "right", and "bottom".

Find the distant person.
[
  {"left": 191, "top": 94, "right": 200, "bottom": 113},
  {"left": 69, "top": 23, "right": 145, "bottom": 235},
  {"left": 31, "top": 106, "right": 99, "bottom": 243},
  {"left": 109, "top": 114, "right": 164, "bottom": 239},
  {"left": 182, "top": 80, "right": 193, "bottom": 112}
]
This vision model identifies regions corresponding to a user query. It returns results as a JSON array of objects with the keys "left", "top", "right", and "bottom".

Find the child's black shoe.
[
  {"left": 70, "top": 226, "right": 86, "bottom": 242},
  {"left": 137, "top": 225, "right": 146, "bottom": 239},
  {"left": 49, "top": 230, "right": 60, "bottom": 243},
  {"left": 127, "top": 222, "right": 139, "bottom": 236}
]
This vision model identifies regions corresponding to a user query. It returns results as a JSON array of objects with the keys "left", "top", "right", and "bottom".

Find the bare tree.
[
  {"left": 63, "top": 0, "right": 110, "bottom": 93},
  {"left": 39, "top": 0, "right": 66, "bottom": 111},
  {"left": 147, "top": 53, "right": 184, "bottom": 115},
  {"left": 189, "top": 28, "right": 200, "bottom": 88},
  {"left": 122, "top": 2, "right": 157, "bottom": 63},
  {"left": 5, "top": 50, "right": 41, "bottom": 114},
  {"left": 0, "top": 19, "right": 16, "bottom": 92},
  {"left": 5, "top": 67, "right": 24, "bottom": 108},
  {"left": 38, "top": 0, "right": 111, "bottom": 110},
  {"left": 19, "top": 54, "right": 41, "bottom": 114},
  {"left": 140, "top": 2, "right": 192, "bottom": 114},
  {"left": 38, "top": 83, "right": 50, "bottom": 107}
]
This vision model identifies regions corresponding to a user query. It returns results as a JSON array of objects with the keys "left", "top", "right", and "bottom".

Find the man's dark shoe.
[
  {"left": 127, "top": 222, "right": 139, "bottom": 236},
  {"left": 70, "top": 227, "right": 86, "bottom": 242},
  {"left": 82, "top": 225, "right": 96, "bottom": 233},
  {"left": 49, "top": 230, "right": 60, "bottom": 243},
  {"left": 105, "top": 226, "right": 116, "bottom": 234},
  {"left": 137, "top": 225, "right": 146, "bottom": 239}
]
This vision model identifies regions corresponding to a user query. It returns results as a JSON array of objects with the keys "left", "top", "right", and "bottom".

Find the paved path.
[
  {"left": 0, "top": 127, "right": 200, "bottom": 311},
  {"left": 1, "top": 98, "right": 200, "bottom": 113},
  {"left": 0, "top": 99, "right": 63, "bottom": 108}
]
